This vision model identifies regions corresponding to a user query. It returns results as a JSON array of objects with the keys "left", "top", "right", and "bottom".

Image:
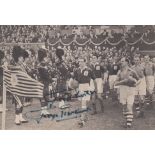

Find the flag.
[{"left": 3, "top": 66, "right": 44, "bottom": 98}]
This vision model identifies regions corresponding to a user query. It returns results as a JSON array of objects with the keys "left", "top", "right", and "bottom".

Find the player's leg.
[
  {"left": 15, "top": 97, "right": 28, "bottom": 125},
  {"left": 79, "top": 96, "right": 90, "bottom": 127},
  {"left": 41, "top": 83, "right": 50, "bottom": 116},
  {"left": 111, "top": 75, "right": 118, "bottom": 101},
  {"left": 134, "top": 95, "right": 141, "bottom": 117},
  {"left": 146, "top": 76, "right": 154, "bottom": 109},
  {"left": 109, "top": 76, "right": 114, "bottom": 99},
  {"left": 97, "top": 93, "right": 104, "bottom": 113},
  {"left": 138, "top": 77, "right": 146, "bottom": 117},
  {"left": 139, "top": 95, "right": 145, "bottom": 117},
  {"left": 78, "top": 84, "right": 90, "bottom": 127},
  {"left": 15, "top": 102, "right": 22, "bottom": 125},
  {"left": 96, "top": 78, "right": 104, "bottom": 113},
  {"left": 91, "top": 92, "right": 97, "bottom": 115},
  {"left": 126, "top": 88, "right": 135, "bottom": 128},
  {"left": 119, "top": 86, "right": 128, "bottom": 126},
  {"left": 90, "top": 79, "right": 97, "bottom": 115}
]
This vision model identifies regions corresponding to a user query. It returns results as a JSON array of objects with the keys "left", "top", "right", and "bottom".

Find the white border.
[
  {"left": 0, "top": 0, "right": 155, "bottom": 24},
  {"left": 0, "top": 131, "right": 155, "bottom": 155}
]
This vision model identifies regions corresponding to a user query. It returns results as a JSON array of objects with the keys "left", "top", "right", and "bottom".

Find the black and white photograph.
[
  {"left": 1, "top": 25, "right": 155, "bottom": 130},
  {"left": 1, "top": 1, "right": 155, "bottom": 155}
]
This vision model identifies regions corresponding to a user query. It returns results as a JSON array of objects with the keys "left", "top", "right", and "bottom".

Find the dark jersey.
[
  {"left": 107, "top": 63, "right": 120, "bottom": 75},
  {"left": 56, "top": 61, "right": 70, "bottom": 80},
  {"left": 90, "top": 63, "right": 105, "bottom": 78},
  {"left": 38, "top": 62, "right": 50, "bottom": 84},
  {"left": 74, "top": 67, "right": 96, "bottom": 84}
]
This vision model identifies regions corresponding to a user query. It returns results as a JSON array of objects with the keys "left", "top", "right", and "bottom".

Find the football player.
[{"left": 115, "top": 57, "right": 140, "bottom": 128}]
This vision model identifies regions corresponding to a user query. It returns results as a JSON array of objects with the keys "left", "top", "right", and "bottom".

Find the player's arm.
[
  {"left": 129, "top": 69, "right": 141, "bottom": 86},
  {"left": 114, "top": 70, "right": 128, "bottom": 86},
  {"left": 130, "top": 69, "right": 140, "bottom": 81}
]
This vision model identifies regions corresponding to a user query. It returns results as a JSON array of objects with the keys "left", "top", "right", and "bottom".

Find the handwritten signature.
[
  {"left": 43, "top": 107, "right": 91, "bottom": 122},
  {"left": 45, "top": 89, "right": 96, "bottom": 99}
]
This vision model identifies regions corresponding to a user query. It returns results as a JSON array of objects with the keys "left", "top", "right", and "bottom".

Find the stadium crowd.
[{"left": 0, "top": 25, "right": 155, "bottom": 44}]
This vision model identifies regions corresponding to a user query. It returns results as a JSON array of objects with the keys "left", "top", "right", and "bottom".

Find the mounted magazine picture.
[{"left": 0, "top": 25, "right": 155, "bottom": 130}]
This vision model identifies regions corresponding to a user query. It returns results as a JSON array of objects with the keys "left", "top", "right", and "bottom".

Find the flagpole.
[{"left": 2, "top": 69, "right": 6, "bottom": 130}]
